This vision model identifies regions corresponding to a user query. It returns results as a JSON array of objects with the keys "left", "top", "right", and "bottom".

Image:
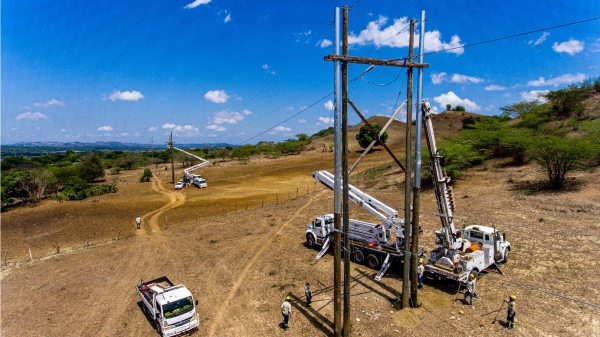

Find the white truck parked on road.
[
  {"left": 420, "top": 99, "right": 511, "bottom": 282},
  {"left": 307, "top": 170, "right": 422, "bottom": 281},
  {"left": 136, "top": 276, "right": 200, "bottom": 337}
]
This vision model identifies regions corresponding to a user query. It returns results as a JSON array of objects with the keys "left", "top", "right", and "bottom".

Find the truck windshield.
[{"left": 162, "top": 296, "right": 194, "bottom": 318}]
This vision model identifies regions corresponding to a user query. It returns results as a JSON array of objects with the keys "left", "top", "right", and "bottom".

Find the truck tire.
[
  {"left": 306, "top": 234, "right": 316, "bottom": 248},
  {"left": 366, "top": 254, "right": 380, "bottom": 269},
  {"left": 501, "top": 249, "right": 509, "bottom": 264},
  {"left": 353, "top": 251, "right": 365, "bottom": 264}
]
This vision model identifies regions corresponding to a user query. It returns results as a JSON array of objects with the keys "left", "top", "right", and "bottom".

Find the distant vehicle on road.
[{"left": 174, "top": 182, "right": 184, "bottom": 190}]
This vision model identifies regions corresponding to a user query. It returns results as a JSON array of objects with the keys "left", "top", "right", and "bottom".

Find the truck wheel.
[
  {"left": 353, "top": 251, "right": 365, "bottom": 264},
  {"left": 501, "top": 250, "right": 509, "bottom": 264},
  {"left": 306, "top": 234, "right": 315, "bottom": 248},
  {"left": 366, "top": 254, "right": 380, "bottom": 269}
]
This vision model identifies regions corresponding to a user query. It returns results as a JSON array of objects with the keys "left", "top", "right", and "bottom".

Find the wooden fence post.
[{"left": 3, "top": 251, "right": 7, "bottom": 266}]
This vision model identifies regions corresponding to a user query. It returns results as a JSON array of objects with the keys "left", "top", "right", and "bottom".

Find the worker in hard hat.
[
  {"left": 462, "top": 273, "right": 477, "bottom": 306},
  {"left": 417, "top": 259, "right": 425, "bottom": 289},
  {"left": 304, "top": 280, "right": 312, "bottom": 307},
  {"left": 506, "top": 295, "right": 517, "bottom": 329},
  {"left": 281, "top": 295, "right": 292, "bottom": 330},
  {"left": 136, "top": 215, "right": 141, "bottom": 229}
]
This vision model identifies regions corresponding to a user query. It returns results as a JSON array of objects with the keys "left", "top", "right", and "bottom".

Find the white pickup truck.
[{"left": 136, "top": 276, "right": 200, "bottom": 337}]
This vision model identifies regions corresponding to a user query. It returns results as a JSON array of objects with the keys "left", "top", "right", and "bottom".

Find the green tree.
[
  {"left": 60, "top": 177, "right": 89, "bottom": 200},
  {"left": 455, "top": 105, "right": 466, "bottom": 112},
  {"left": 446, "top": 104, "right": 452, "bottom": 111},
  {"left": 115, "top": 154, "right": 142, "bottom": 170},
  {"left": 355, "top": 124, "right": 388, "bottom": 149},
  {"left": 296, "top": 133, "right": 309, "bottom": 142},
  {"left": 140, "top": 168, "right": 153, "bottom": 182},
  {"left": 79, "top": 153, "right": 105, "bottom": 182},
  {"left": 530, "top": 134, "right": 596, "bottom": 189},
  {"left": 542, "top": 84, "right": 590, "bottom": 118}
]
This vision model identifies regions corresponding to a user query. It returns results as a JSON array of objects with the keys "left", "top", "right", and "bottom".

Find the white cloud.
[
  {"left": 317, "top": 39, "right": 332, "bottom": 48},
  {"left": 527, "top": 73, "right": 586, "bottom": 87},
  {"left": 520, "top": 90, "right": 549, "bottom": 102},
  {"left": 433, "top": 91, "right": 480, "bottom": 112},
  {"left": 552, "top": 39, "right": 584, "bottom": 55},
  {"left": 133, "top": 132, "right": 141, "bottom": 137},
  {"left": 213, "top": 110, "right": 244, "bottom": 124},
  {"left": 207, "top": 125, "right": 226, "bottom": 132},
  {"left": 162, "top": 123, "right": 177, "bottom": 129},
  {"left": 106, "top": 90, "right": 144, "bottom": 101},
  {"left": 297, "top": 119, "right": 306, "bottom": 123},
  {"left": 97, "top": 126, "right": 113, "bottom": 131},
  {"left": 148, "top": 126, "right": 158, "bottom": 131},
  {"left": 33, "top": 99, "right": 65, "bottom": 108},
  {"left": 184, "top": 0, "right": 211, "bottom": 9},
  {"left": 431, "top": 72, "right": 447, "bottom": 84},
  {"left": 60, "top": 129, "right": 66, "bottom": 132},
  {"left": 324, "top": 100, "right": 334, "bottom": 111},
  {"left": 298, "top": 106, "right": 307, "bottom": 110},
  {"left": 528, "top": 32, "right": 550, "bottom": 46},
  {"left": 348, "top": 16, "right": 464, "bottom": 54},
  {"left": 162, "top": 123, "right": 200, "bottom": 136},
  {"left": 273, "top": 126, "right": 292, "bottom": 132},
  {"left": 15, "top": 112, "right": 48, "bottom": 120},
  {"left": 204, "top": 90, "right": 229, "bottom": 103},
  {"left": 485, "top": 85, "right": 507, "bottom": 91},
  {"left": 432, "top": 72, "right": 482, "bottom": 84},
  {"left": 120, "top": 132, "right": 129, "bottom": 137},
  {"left": 484, "top": 104, "right": 495, "bottom": 112},
  {"left": 318, "top": 117, "right": 334, "bottom": 124},
  {"left": 285, "top": 106, "right": 294, "bottom": 111},
  {"left": 242, "top": 109, "right": 252, "bottom": 115},
  {"left": 262, "top": 64, "right": 276, "bottom": 75},
  {"left": 224, "top": 14, "right": 231, "bottom": 23},
  {"left": 450, "top": 73, "right": 484, "bottom": 84}
]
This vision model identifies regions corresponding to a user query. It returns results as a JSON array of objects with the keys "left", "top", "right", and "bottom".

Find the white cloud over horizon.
[
  {"left": 520, "top": 90, "right": 549, "bottom": 102},
  {"left": 204, "top": 90, "right": 229, "bottom": 103},
  {"left": 148, "top": 127, "right": 158, "bottom": 131},
  {"left": 162, "top": 123, "right": 200, "bottom": 136},
  {"left": 485, "top": 85, "right": 507, "bottom": 91},
  {"left": 318, "top": 117, "right": 334, "bottom": 124},
  {"left": 324, "top": 100, "right": 334, "bottom": 111},
  {"left": 348, "top": 16, "right": 464, "bottom": 55},
  {"left": 33, "top": 99, "right": 65, "bottom": 108},
  {"left": 552, "top": 38, "right": 584, "bottom": 55},
  {"left": 212, "top": 110, "right": 245, "bottom": 124},
  {"left": 431, "top": 72, "right": 483, "bottom": 84},
  {"left": 224, "top": 14, "right": 231, "bottom": 23},
  {"left": 105, "top": 90, "right": 144, "bottom": 102},
  {"left": 207, "top": 124, "right": 226, "bottom": 132},
  {"left": 97, "top": 126, "right": 113, "bottom": 131},
  {"left": 527, "top": 73, "right": 586, "bottom": 87},
  {"left": 15, "top": 112, "right": 48, "bottom": 120},
  {"left": 183, "top": 0, "right": 211, "bottom": 9},
  {"left": 433, "top": 91, "right": 480, "bottom": 112}
]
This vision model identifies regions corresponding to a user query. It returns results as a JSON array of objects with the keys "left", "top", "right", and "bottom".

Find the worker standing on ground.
[
  {"left": 304, "top": 280, "right": 312, "bottom": 307},
  {"left": 506, "top": 295, "right": 517, "bottom": 329},
  {"left": 136, "top": 215, "right": 141, "bottom": 229},
  {"left": 463, "top": 274, "right": 477, "bottom": 305},
  {"left": 417, "top": 259, "right": 425, "bottom": 289},
  {"left": 281, "top": 295, "right": 292, "bottom": 330}
]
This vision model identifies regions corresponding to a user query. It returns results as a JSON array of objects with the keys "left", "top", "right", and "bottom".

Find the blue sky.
[{"left": 2, "top": 0, "right": 599, "bottom": 145}]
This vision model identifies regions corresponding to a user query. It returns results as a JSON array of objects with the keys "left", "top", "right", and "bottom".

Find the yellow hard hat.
[
  {"left": 286, "top": 295, "right": 291, "bottom": 300},
  {"left": 510, "top": 295, "right": 517, "bottom": 301},
  {"left": 305, "top": 280, "right": 310, "bottom": 284},
  {"left": 470, "top": 274, "right": 475, "bottom": 279},
  {"left": 419, "top": 259, "right": 424, "bottom": 264}
]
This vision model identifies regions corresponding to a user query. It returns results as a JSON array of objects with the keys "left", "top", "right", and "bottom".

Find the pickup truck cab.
[{"left": 136, "top": 276, "right": 199, "bottom": 337}]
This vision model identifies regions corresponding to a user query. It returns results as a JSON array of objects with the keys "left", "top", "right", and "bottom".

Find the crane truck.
[
  {"left": 136, "top": 276, "right": 200, "bottom": 337},
  {"left": 306, "top": 170, "right": 422, "bottom": 281},
  {"left": 420, "top": 99, "right": 511, "bottom": 282}
]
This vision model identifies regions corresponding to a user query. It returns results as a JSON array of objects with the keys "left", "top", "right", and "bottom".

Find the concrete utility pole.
[
  {"left": 333, "top": 7, "right": 342, "bottom": 337},
  {"left": 325, "top": 8, "right": 429, "bottom": 321},
  {"left": 167, "top": 132, "right": 175, "bottom": 184},
  {"left": 402, "top": 18, "right": 416, "bottom": 309},
  {"left": 411, "top": 10, "right": 426, "bottom": 307},
  {"left": 342, "top": 6, "right": 351, "bottom": 337}
]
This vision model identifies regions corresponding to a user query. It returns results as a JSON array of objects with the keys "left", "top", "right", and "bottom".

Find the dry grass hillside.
[{"left": 2, "top": 113, "right": 599, "bottom": 337}]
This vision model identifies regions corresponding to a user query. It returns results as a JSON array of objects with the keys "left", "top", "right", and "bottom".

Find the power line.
[{"left": 422, "top": 15, "right": 600, "bottom": 56}]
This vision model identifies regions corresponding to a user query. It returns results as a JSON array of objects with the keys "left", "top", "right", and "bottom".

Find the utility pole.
[
  {"left": 167, "top": 132, "right": 175, "bottom": 184},
  {"left": 342, "top": 6, "right": 351, "bottom": 337},
  {"left": 402, "top": 18, "right": 415, "bottom": 309},
  {"left": 325, "top": 9, "right": 429, "bottom": 321},
  {"left": 411, "top": 10, "right": 426, "bottom": 307},
  {"left": 333, "top": 7, "right": 343, "bottom": 337}
]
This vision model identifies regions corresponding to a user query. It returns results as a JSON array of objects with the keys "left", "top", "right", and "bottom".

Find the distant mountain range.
[{"left": 1, "top": 141, "right": 236, "bottom": 157}]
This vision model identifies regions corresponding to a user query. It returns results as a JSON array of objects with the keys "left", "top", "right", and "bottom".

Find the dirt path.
[
  {"left": 136, "top": 177, "right": 186, "bottom": 234},
  {"left": 207, "top": 191, "right": 323, "bottom": 337}
]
